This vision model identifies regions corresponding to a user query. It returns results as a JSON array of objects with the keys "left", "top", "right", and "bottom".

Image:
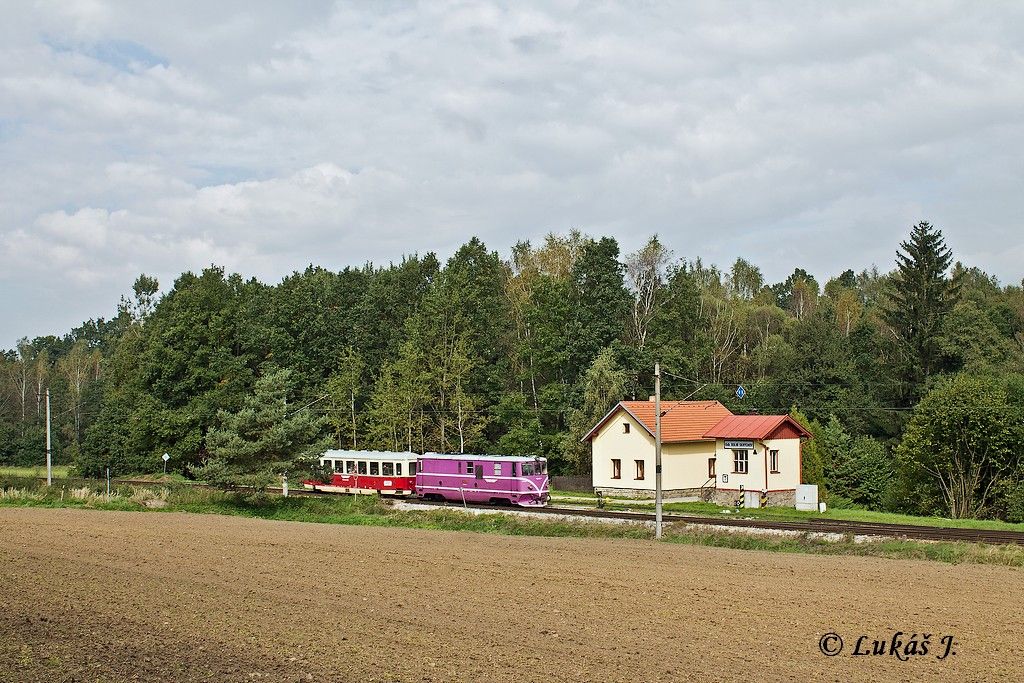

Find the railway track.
[
  {"left": 410, "top": 498, "right": 1024, "bottom": 546},
  {"left": 22, "top": 476, "right": 1024, "bottom": 546}
]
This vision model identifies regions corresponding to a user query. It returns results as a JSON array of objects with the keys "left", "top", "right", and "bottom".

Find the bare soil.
[{"left": 1, "top": 508, "right": 1021, "bottom": 682}]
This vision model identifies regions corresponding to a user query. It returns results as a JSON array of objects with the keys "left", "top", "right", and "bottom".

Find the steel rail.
[{"left": 408, "top": 499, "right": 1024, "bottom": 546}]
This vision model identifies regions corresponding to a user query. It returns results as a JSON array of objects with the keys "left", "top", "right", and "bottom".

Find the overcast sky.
[{"left": 2, "top": 1, "right": 1022, "bottom": 347}]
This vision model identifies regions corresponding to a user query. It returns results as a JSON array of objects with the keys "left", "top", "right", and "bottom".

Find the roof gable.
[{"left": 583, "top": 400, "right": 734, "bottom": 443}]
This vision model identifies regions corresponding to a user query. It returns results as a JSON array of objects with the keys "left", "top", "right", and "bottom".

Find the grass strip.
[{"left": 2, "top": 484, "right": 1022, "bottom": 567}]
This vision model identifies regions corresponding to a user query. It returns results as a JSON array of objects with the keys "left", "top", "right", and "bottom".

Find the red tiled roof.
[
  {"left": 583, "top": 400, "right": 734, "bottom": 443},
  {"left": 703, "top": 414, "right": 812, "bottom": 440}
]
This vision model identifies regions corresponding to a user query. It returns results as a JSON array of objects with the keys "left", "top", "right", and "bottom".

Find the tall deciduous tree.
[
  {"left": 562, "top": 348, "right": 626, "bottom": 474},
  {"left": 625, "top": 236, "right": 672, "bottom": 350},
  {"left": 896, "top": 375, "right": 1021, "bottom": 518},
  {"left": 324, "top": 347, "right": 364, "bottom": 448}
]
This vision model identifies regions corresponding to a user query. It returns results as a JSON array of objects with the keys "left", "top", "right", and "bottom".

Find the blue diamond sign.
[{"left": 735, "top": 385, "right": 746, "bottom": 399}]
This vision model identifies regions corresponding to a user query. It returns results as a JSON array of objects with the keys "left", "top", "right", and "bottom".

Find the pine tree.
[{"left": 884, "top": 221, "right": 959, "bottom": 393}]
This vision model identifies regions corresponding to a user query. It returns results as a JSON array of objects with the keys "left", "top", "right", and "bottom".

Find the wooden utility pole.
[{"left": 654, "top": 363, "right": 663, "bottom": 539}]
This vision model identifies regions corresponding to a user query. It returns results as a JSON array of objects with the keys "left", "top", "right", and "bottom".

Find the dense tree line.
[{"left": 3, "top": 223, "right": 1024, "bottom": 519}]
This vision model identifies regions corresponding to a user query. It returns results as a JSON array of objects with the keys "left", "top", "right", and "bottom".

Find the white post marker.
[
  {"left": 45, "top": 388, "right": 52, "bottom": 486},
  {"left": 162, "top": 452, "right": 170, "bottom": 474},
  {"left": 654, "top": 362, "right": 663, "bottom": 540},
  {"left": 282, "top": 474, "right": 289, "bottom": 497}
]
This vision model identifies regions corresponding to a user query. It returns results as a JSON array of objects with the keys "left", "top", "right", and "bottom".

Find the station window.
[
  {"left": 493, "top": 463, "right": 502, "bottom": 476},
  {"left": 409, "top": 463, "right": 417, "bottom": 476},
  {"left": 623, "top": 422, "right": 630, "bottom": 434},
  {"left": 382, "top": 462, "right": 394, "bottom": 476},
  {"left": 708, "top": 458, "right": 716, "bottom": 478},
  {"left": 769, "top": 450, "right": 779, "bottom": 473},
  {"left": 395, "top": 463, "right": 403, "bottom": 476},
  {"left": 369, "top": 462, "right": 379, "bottom": 476},
  {"left": 358, "top": 461, "right": 367, "bottom": 475},
  {"left": 635, "top": 460, "right": 645, "bottom": 480},
  {"left": 346, "top": 461, "right": 356, "bottom": 473},
  {"left": 611, "top": 459, "right": 621, "bottom": 480},
  {"left": 732, "top": 450, "right": 748, "bottom": 475}
]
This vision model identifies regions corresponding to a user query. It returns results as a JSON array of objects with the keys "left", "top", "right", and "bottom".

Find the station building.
[{"left": 583, "top": 400, "right": 811, "bottom": 506}]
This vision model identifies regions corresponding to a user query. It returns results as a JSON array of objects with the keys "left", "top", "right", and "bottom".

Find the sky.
[{"left": 2, "top": 1, "right": 1023, "bottom": 347}]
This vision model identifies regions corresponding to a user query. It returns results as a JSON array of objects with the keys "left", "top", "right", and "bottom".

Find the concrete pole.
[
  {"left": 45, "top": 388, "right": 52, "bottom": 486},
  {"left": 654, "top": 363, "right": 663, "bottom": 539}
]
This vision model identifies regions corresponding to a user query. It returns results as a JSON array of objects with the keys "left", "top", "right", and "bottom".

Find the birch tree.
[{"left": 625, "top": 236, "right": 672, "bottom": 349}]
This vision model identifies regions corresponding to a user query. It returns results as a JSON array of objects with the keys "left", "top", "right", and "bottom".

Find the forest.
[{"left": 3, "top": 221, "right": 1024, "bottom": 520}]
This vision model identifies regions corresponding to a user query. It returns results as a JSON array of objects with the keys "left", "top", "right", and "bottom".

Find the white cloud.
[{"left": 2, "top": 1, "right": 1024, "bottom": 344}]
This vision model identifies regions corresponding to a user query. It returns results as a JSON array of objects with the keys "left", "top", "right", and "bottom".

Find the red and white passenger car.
[{"left": 313, "top": 449, "right": 418, "bottom": 495}]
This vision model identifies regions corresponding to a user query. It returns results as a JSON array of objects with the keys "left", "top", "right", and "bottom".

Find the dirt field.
[{"left": 1, "top": 509, "right": 1021, "bottom": 682}]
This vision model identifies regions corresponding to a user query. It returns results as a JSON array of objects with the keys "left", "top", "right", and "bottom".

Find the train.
[{"left": 304, "top": 449, "right": 550, "bottom": 507}]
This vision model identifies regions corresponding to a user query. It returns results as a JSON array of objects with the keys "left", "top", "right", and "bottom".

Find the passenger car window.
[
  {"left": 346, "top": 460, "right": 355, "bottom": 473},
  {"left": 370, "top": 462, "right": 380, "bottom": 476},
  {"left": 396, "top": 463, "right": 403, "bottom": 476},
  {"left": 358, "top": 461, "right": 367, "bottom": 474},
  {"left": 409, "top": 463, "right": 417, "bottom": 476},
  {"left": 382, "top": 462, "right": 394, "bottom": 476}
]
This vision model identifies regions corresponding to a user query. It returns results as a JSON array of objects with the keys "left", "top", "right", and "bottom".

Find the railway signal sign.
[
  {"left": 735, "top": 385, "right": 746, "bottom": 399},
  {"left": 162, "top": 452, "right": 169, "bottom": 473}
]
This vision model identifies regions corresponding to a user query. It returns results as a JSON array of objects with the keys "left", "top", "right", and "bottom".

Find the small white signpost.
[{"left": 162, "top": 452, "right": 170, "bottom": 474}]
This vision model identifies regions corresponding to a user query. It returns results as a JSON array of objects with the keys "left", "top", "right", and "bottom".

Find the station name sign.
[{"left": 724, "top": 440, "right": 754, "bottom": 450}]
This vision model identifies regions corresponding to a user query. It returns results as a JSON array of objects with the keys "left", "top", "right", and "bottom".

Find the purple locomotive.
[{"left": 415, "top": 453, "right": 550, "bottom": 507}]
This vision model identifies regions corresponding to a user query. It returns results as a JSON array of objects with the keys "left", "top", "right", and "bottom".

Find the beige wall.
[
  {"left": 590, "top": 409, "right": 715, "bottom": 491},
  {"left": 591, "top": 410, "right": 654, "bottom": 489},
  {"left": 711, "top": 437, "right": 801, "bottom": 492}
]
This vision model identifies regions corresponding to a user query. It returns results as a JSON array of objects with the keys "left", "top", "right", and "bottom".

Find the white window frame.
[{"left": 732, "top": 449, "right": 748, "bottom": 475}]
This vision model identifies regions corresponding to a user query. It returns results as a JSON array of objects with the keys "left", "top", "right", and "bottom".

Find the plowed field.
[{"left": 1, "top": 508, "right": 1021, "bottom": 682}]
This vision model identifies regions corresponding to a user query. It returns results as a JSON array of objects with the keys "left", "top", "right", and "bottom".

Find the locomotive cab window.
[
  {"left": 522, "top": 462, "right": 535, "bottom": 476},
  {"left": 358, "top": 461, "right": 367, "bottom": 474},
  {"left": 382, "top": 462, "right": 394, "bottom": 476},
  {"left": 369, "top": 462, "right": 380, "bottom": 476},
  {"left": 509, "top": 462, "right": 517, "bottom": 476}
]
